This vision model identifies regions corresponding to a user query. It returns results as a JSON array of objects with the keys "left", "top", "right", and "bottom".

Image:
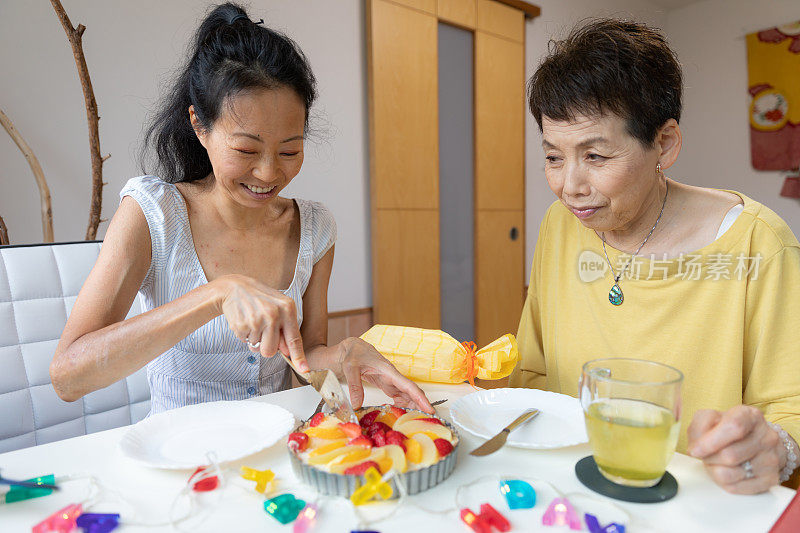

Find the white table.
[{"left": 0, "top": 383, "right": 793, "bottom": 532}]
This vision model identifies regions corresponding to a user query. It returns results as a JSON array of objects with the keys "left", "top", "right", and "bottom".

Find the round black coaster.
[{"left": 575, "top": 456, "right": 678, "bottom": 503}]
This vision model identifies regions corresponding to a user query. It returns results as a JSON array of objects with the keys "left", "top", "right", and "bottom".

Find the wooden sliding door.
[{"left": 368, "top": 0, "right": 534, "bottom": 343}]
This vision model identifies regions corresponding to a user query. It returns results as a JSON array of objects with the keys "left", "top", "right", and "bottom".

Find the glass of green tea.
[{"left": 579, "top": 358, "right": 683, "bottom": 487}]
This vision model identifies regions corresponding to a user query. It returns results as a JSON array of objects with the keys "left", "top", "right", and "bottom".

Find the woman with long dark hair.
[{"left": 51, "top": 3, "right": 433, "bottom": 415}]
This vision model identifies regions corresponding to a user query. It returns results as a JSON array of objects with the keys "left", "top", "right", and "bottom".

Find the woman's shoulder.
[
  {"left": 294, "top": 198, "right": 337, "bottom": 261},
  {"left": 120, "top": 175, "right": 180, "bottom": 203},
  {"left": 733, "top": 192, "right": 800, "bottom": 254}
]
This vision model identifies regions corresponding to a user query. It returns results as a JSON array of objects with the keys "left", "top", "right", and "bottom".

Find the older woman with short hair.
[{"left": 510, "top": 19, "right": 800, "bottom": 493}]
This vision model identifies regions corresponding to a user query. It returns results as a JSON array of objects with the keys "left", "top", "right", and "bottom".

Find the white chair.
[{"left": 0, "top": 241, "right": 150, "bottom": 453}]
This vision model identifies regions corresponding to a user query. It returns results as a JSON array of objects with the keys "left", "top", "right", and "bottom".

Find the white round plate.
[
  {"left": 450, "top": 388, "right": 588, "bottom": 449},
  {"left": 119, "top": 401, "right": 295, "bottom": 469}
]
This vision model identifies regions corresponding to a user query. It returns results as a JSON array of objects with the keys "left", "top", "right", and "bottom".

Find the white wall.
[
  {"left": 665, "top": 0, "right": 800, "bottom": 239},
  {"left": 523, "top": 0, "right": 668, "bottom": 279},
  {"left": 0, "top": 0, "right": 369, "bottom": 312},
  {"left": 7, "top": 1, "right": 792, "bottom": 311}
]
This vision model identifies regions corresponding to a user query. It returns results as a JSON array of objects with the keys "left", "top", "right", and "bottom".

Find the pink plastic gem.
[{"left": 542, "top": 497, "right": 582, "bottom": 530}]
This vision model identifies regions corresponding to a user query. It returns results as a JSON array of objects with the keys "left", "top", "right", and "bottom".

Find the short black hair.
[
  {"left": 528, "top": 18, "right": 682, "bottom": 146},
  {"left": 143, "top": 3, "right": 317, "bottom": 183}
]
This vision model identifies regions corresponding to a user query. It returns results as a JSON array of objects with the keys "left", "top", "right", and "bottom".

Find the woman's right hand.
[{"left": 214, "top": 274, "right": 309, "bottom": 372}]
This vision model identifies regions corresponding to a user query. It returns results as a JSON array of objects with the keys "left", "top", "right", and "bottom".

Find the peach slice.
[
  {"left": 305, "top": 426, "right": 347, "bottom": 440},
  {"left": 405, "top": 438, "right": 423, "bottom": 464},
  {"left": 411, "top": 434, "right": 438, "bottom": 467},
  {"left": 394, "top": 411, "right": 428, "bottom": 427},
  {"left": 326, "top": 447, "right": 371, "bottom": 468},
  {"left": 329, "top": 447, "right": 387, "bottom": 474},
  {"left": 381, "top": 444, "right": 408, "bottom": 473},
  {"left": 308, "top": 440, "right": 347, "bottom": 456},
  {"left": 375, "top": 412, "right": 399, "bottom": 427},
  {"left": 314, "top": 416, "right": 341, "bottom": 429},
  {"left": 308, "top": 443, "right": 362, "bottom": 465},
  {"left": 393, "top": 420, "right": 452, "bottom": 441}
]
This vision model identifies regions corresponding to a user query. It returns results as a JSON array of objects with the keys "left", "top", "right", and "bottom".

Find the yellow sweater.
[{"left": 510, "top": 192, "right": 800, "bottom": 464}]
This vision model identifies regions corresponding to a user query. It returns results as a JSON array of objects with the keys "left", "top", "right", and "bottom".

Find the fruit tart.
[{"left": 288, "top": 405, "right": 459, "bottom": 497}]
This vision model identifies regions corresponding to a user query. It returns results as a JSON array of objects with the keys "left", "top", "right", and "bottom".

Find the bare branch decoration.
[
  {"left": 0, "top": 107, "right": 54, "bottom": 242},
  {"left": 49, "top": 0, "right": 106, "bottom": 240},
  {"left": 0, "top": 215, "right": 9, "bottom": 245}
]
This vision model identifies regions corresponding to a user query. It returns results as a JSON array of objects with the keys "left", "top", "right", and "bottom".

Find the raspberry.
[
  {"left": 418, "top": 417, "right": 444, "bottom": 426},
  {"left": 366, "top": 421, "right": 392, "bottom": 435},
  {"left": 287, "top": 432, "right": 309, "bottom": 452},
  {"left": 359, "top": 410, "right": 380, "bottom": 427},
  {"left": 344, "top": 461, "right": 381, "bottom": 476},
  {"left": 434, "top": 438, "right": 454, "bottom": 457},
  {"left": 338, "top": 422, "right": 362, "bottom": 439},
  {"left": 348, "top": 436, "right": 373, "bottom": 448},
  {"left": 385, "top": 430, "right": 408, "bottom": 452},
  {"left": 370, "top": 431, "right": 387, "bottom": 447},
  {"left": 309, "top": 412, "right": 326, "bottom": 427}
]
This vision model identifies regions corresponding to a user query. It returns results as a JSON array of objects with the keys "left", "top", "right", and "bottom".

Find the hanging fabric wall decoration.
[{"left": 746, "top": 20, "right": 800, "bottom": 197}]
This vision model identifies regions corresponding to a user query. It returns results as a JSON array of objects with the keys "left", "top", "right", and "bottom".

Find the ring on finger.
[
  {"left": 741, "top": 459, "right": 755, "bottom": 480},
  {"left": 246, "top": 339, "right": 261, "bottom": 349}
]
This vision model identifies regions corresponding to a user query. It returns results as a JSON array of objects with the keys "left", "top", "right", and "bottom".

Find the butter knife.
[
  {"left": 469, "top": 408, "right": 540, "bottom": 456},
  {"left": 280, "top": 353, "right": 358, "bottom": 424}
]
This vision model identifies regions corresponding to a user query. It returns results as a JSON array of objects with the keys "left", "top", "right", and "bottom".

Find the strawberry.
[
  {"left": 418, "top": 417, "right": 444, "bottom": 426},
  {"left": 359, "top": 409, "right": 380, "bottom": 427},
  {"left": 339, "top": 422, "right": 362, "bottom": 439},
  {"left": 348, "top": 435, "right": 373, "bottom": 448},
  {"left": 434, "top": 438, "right": 454, "bottom": 457},
  {"left": 390, "top": 406, "right": 407, "bottom": 418},
  {"left": 309, "top": 412, "right": 326, "bottom": 427},
  {"left": 344, "top": 461, "right": 381, "bottom": 476},
  {"left": 287, "top": 432, "right": 309, "bottom": 452},
  {"left": 385, "top": 430, "right": 407, "bottom": 452}
]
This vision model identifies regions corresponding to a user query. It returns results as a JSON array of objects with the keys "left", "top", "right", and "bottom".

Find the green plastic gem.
[
  {"left": 264, "top": 493, "right": 306, "bottom": 525},
  {"left": 6, "top": 474, "right": 56, "bottom": 503}
]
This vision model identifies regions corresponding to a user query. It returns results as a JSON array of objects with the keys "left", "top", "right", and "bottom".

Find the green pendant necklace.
[{"left": 601, "top": 180, "right": 669, "bottom": 306}]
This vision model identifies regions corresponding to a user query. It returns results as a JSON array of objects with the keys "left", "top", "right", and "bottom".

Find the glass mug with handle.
[{"left": 579, "top": 358, "right": 683, "bottom": 487}]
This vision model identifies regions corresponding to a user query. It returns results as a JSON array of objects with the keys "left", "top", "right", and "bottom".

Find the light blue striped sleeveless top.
[{"left": 120, "top": 176, "right": 336, "bottom": 415}]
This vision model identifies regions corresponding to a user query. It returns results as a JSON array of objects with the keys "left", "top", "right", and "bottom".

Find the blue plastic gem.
[
  {"left": 585, "top": 513, "right": 625, "bottom": 533},
  {"left": 499, "top": 479, "right": 536, "bottom": 509},
  {"left": 76, "top": 513, "right": 120, "bottom": 533}
]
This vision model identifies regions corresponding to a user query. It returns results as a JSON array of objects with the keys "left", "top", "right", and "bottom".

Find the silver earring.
[{"left": 656, "top": 162, "right": 662, "bottom": 174}]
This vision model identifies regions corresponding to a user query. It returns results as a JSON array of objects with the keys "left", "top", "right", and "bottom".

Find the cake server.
[{"left": 280, "top": 353, "right": 358, "bottom": 423}]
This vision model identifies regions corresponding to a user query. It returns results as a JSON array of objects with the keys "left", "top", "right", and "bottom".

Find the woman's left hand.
[
  {"left": 688, "top": 405, "right": 786, "bottom": 494},
  {"left": 335, "top": 337, "right": 434, "bottom": 414}
]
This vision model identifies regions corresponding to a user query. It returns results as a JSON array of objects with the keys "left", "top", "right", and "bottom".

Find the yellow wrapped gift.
[{"left": 360, "top": 325, "right": 519, "bottom": 385}]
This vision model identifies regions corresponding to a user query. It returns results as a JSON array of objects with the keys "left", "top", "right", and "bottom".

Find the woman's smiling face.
[
  {"left": 541, "top": 113, "right": 662, "bottom": 233},
  {"left": 190, "top": 86, "right": 306, "bottom": 207}
]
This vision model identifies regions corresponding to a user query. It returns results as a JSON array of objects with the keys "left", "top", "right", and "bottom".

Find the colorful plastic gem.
[
  {"left": 3, "top": 474, "right": 57, "bottom": 503},
  {"left": 460, "top": 508, "right": 493, "bottom": 533},
  {"left": 241, "top": 466, "right": 275, "bottom": 493},
  {"left": 265, "top": 493, "right": 306, "bottom": 525},
  {"left": 480, "top": 503, "right": 511, "bottom": 532},
  {"left": 32, "top": 503, "right": 83, "bottom": 533},
  {"left": 542, "top": 497, "right": 581, "bottom": 530},
  {"left": 75, "top": 513, "right": 120, "bottom": 533},
  {"left": 585, "top": 513, "right": 626, "bottom": 533},
  {"left": 188, "top": 466, "right": 219, "bottom": 492},
  {"left": 349, "top": 467, "right": 393, "bottom": 506},
  {"left": 499, "top": 479, "right": 536, "bottom": 509},
  {"left": 292, "top": 503, "right": 319, "bottom": 533}
]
